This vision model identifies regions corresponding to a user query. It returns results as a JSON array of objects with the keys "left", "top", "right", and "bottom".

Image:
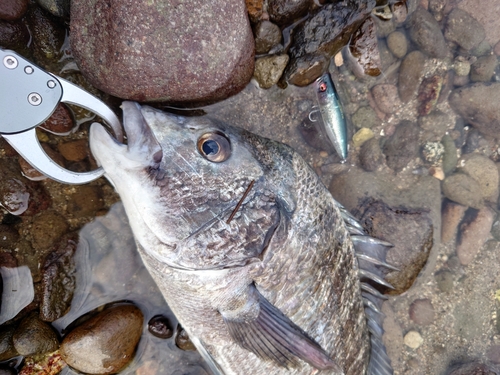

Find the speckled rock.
[
  {"left": 441, "top": 200, "right": 467, "bottom": 244},
  {"left": 418, "top": 110, "right": 451, "bottom": 142},
  {"left": 0, "top": 0, "right": 28, "bottom": 21},
  {"left": 387, "top": 31, "right": 408, "bottom": 58},
  {"left": 245, "top": 0, "right": 263, "bottom": 23},
  {"left": 444, "top": 8, "right": 486, "bottom": 51},
  {"left": 267, "top": 0, "right": 309, "bottom": 26},
  {"left": 459, "top": 153, "right": 499, "bottom": 203},
  {"left": 36, "top": 0, "right": 70, "bottom": 18},
  {"left": 470, "top": 54, "right": 498, "bottom": 82},
  {"left": 456, "top": 206, "right": 495, "bottom": 265},
  {"left": 406, "top": 6, "right": 448, "bottom": 58},
  {"left": 359, "top": 138, "right": 385, "bottom": 172},
  {"left": 253, "top": 21, "right": 282, "bottom": 54},
  {"left": 442, "top": 173, "right": 484, "bottom": 209},
  {"left": 398, "top": 50, "right": 426, "bottom": 102},
  {"left": 70, "top": 0, "right": 254, "bottom": 103},
  {"left": 253, "top": 55, "right": 289, "bottom": 89},
  {"left": 30, "top": 211, "right": 69, "bottom": 250},
  {"left": 448, "top": 83, "right": 500, "bottom": 138},
  {"left": 0, "top": 325, "right": 18, "bottom": 361},
  {"left": 60, "top": 304, "right": 143, "bottom": 375},
  {"left": 409, "top": 299, "right": 435, "bottom": 325},
  {"left": 12, "top": 312, "right": 59, "bottom": 356},
  {"left": 148, "top": 315, "right": 173, "bottom": 339},
  {"left": 27, "top": 5, "right": 65, "bottom": 65},
  {"left": 372, "top": 84, "right": 401, "bottom": 114},
  {"left": 383, "top": 121, "right": 419, "bottom": 172}
]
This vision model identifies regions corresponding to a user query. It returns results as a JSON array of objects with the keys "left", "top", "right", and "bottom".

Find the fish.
[
  {"left": 314, "top": 73, "right": 348, "bottom": 161},
  {"left": 89, "top": 101, "right": 394, "bottom": 375}
]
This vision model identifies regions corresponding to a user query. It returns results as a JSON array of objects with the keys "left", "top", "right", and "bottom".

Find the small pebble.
[
  {"left": 404, "top": 331, "right": 423, "bottom": 349},
  {"left": 253, "top": 54, "right": 289, "bottom": 89},
  {"left": 371, "top": 84, "right": 401, "bottom": 114},
  {"left": 352, "top": 128, "right": 374, "bottom": 148},
  {"left": 429, "top": 166, "right": 444, "bottom": 180},
  {"left": 456, "top": 206, "right": 495, "bottom": 265},
  {"left": 398, "top": 51, "right": 426, "bottom": 102},
  {"left": 40, "top": 103, "right": 74, "bottom": 135},
  {"left": 58, "top": 139, "right": 90, "bottom": 162},
  {"left": 409, "top": 299, "right": 435, "bottom": 325},
  {"left": 253, "top": 20, "right": 281, "bottom": 54},
  {"left": 148, "top": 315, "right": 173, "bottom": 339},
  {"left": 470, "top": 54, "right": 498, "bottom": 82},
  {"left": 441, "top": 200, "right": 467, "bottom": 243},
  {"left": 351, "top": 106, "right": 380, "bottom": 129},
  {"left": 175, "top": 326, "right": 196, "bottom": 351},
  {"left": 359, "top": 138, "right": 384, "bottom": 172},
  {"left": 0, "top": 0, "right": 28, "bottom": 21},
  {"left": 442, "top": 173, "right": 483, "bottom": 209},
  {"left": 387, "top": 31, "right": 408, "bottom": 58}
]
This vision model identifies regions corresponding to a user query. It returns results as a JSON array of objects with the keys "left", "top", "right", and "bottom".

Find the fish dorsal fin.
[{"left": 220, "top": 285, "right": 342, "bottom": 372}]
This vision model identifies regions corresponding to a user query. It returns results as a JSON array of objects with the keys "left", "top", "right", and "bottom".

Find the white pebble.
[{"left": 404, "top": 331, "right": 423, "bottom": 349}]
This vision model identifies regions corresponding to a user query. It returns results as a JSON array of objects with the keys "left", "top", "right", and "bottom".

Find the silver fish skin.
[
  {"left": 89, "top": 102, "right": 392, "bottom": 375},
  {"left": 314, "top": 73, "right": 348, "bottom": 161}
]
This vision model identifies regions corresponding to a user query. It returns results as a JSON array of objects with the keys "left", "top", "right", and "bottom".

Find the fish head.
[{"left": 90, "top": 102, "right": 284, "bottom": 270}]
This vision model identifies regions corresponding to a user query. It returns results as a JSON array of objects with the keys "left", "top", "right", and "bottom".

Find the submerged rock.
[
  {"left": 406, "top": 6, "right": 448, "bottom": 58},
  {"left": 398, "top": 50, "right": 426, "bottom": 103},
  {"left": 13, "top": 312, "right": 59, "bottom": 356},
  {"left": 71, "top": 0, "right": 254, "bottom": 103},
  {"left": 444, "top": 8, "right": 486, "bottom": 51},
  {"left": 383, "top": 121, "right": 419, "bottom": 172},
  {"left": 456, "top": 206, "right": 495, "bottom": 265}
]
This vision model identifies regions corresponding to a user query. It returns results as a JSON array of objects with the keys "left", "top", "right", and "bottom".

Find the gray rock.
[
  {"left": 470, "top": 54, "right": 498, "bottom": 82},
  {"left": 253, "top": 55, "right": 289, "bottom": 89},
  {"left": 383, "top": 120, "right": 419, "bottom": 172},
  {"left": 441, "top": 134, "right": 458, "bottom": 175},
  {"left": 70, "top": 0, "right": 254, "bottom": 103},
  {"left": 398, "top": 50, "right": 426, "bottom": 102},
  {"left": 441, "top": 200, "right": 467, "bottom": 244},
  {"left": 448, "top": 83, "right": 500, "bottom": 138},
  {"left": 406, "top": 6, "right": 448, "bottom": 58},
  {"left": 387, "top": 31, "right": 408, "bottom": 59},
  {"left": 351, "top": 106, "right": 380, "bottom": 130},
  {"left": 0, "top": 325, "right": 18, "bottom": 361},
  {"left": 456, "top": 206, "right": 495, "bottom": 265},
  {"left": 435, "top": 270, "right": 454, "bottom": 293},
  {"left": 418, "top": 110, "right": 452, "bottom": 142},
  {"left": 444, "top": 8, "right": 486, "bottom": 51},
  {"left": 442, "top": 173, "right": 484, "bottom": 209},
  {"left": 13, "top": 312, "right": 59, "bottom": 356},
  {"left": 372, "top": 84, "right": 401, "bottom": 114},
  {"left": 253, "top": 21, "right": 282, "bottom": 55},
  {"left": 409, "top": 299, "right": 435, "bottom": 325},
  {"left": 61, "top": 304, "right": 144, "bottom": 375},
  {"left": 359, "top": 137, "right": 384, "bottom": 172},
  {"left": 459, "top": 153, "right": 499, "bottom": 203}
]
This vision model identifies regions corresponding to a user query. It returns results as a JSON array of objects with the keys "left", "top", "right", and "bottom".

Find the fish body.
[
  {"left": 314, "top": 73, "right": 348, "bottom": 161},
  {"left": 89, "top": 102, "right": 393, "bottom": 375}
]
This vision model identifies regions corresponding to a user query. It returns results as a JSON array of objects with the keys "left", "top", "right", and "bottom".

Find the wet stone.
[
  {"left": 60, "top": 304, "right": 144, "bottom": 375},
  {"left": 453, "top": 57, "right": 471, "bottom": 77},
  {"left": 175, "top": 326, "right": 196, "bottom": 351},
  {"left": 267, "top": 0, "right": 309, "bottom": 26},
  {"left": 0, "top": 20, "right": 30, "bottom": 50},
  {"left": 418, "top": 110, "right": 451, "bottom": 143},
  {"left": 36, "top": 0, "right": 70, "bottom": 18},
  {"left": 442, "top": 173, "right": 483, "bottom": 209},
  {"left": 383, "top": 121, "right": 419, "bottom": 172},
  {"left": 253, "top": 21, "right": 281, "bottom": 55},
  {"left": 40, "top": 234, "right": 78, "bottom": 322},
  {"left": 352, "top": 128, "right": 374, "bottom": 148},
  {"left": 30, "top": 211, "right": 69, "bottom": 250},
  {"left": 348, "top": 17, "right": 382, "bottom": 77},
  {"left": 456, "top": 206, "right": 495, "bottom": 265},
  {"left": 351, "top": 106, "right": 379, "bottom": 130},
  {"left": 67, "top": 185, "right": 104, "bottom": 217},
  {"left": 355, "top": 199, "right": 433, "bottom": 294},
  {"left": 435, "top": 270, "right": 454, "bottom": 293},
  {"left": 444, "top": 8, "right": 486, "bottom": 51},
  {"left": 404, "top": 331, "right": 423, "bottom": 349},
  {"left": 417, "top": 75, "right": 443, "bottom": 116},
  {"left": 0, "top": 0, "right": 28, "bottom": 21},
  {"left": 19, "top": 143, "right": 65, "bottom": 182},
  {"left": 12, "top": 312, "right": 59, "bottom": 356},
  {"left": 0, "top": 325, "right": 18, "bottom": 361},
  {"left": 0, "top": 177, "right": 29, "bottom": 216},
  {"left": 470, "top": 54, "right": 498, "bottom": 82},
  {"left": 406, "top": 6, "right": 448, "bottom": 58},
  {"left": 27, "top": 5, "right": 66, "bottom": 64},
  {"left": 387, "top": 31, "right": 408, "bottom": 59},
  {"left": 441, "top": 134, "right": 458, "bottom": 175},
  {"left": 40, "top": 103, "right": 74, "bottom": 135},
  {"left": 57, "top": 139, "right": 89, "bottom": 162},
  {"left": 148, "top": 315, "right": 173, "bottom": 339},
  {"left": 409, "top": 299, "right": 435, "bottom": 325},
  {"left": 286, "top": 53, "right": 329, "bottom": 87},
  {"left": 398, "top": 50, "right": 426, "bottom": 103},
  {"left": 253, "top": 55, "right": 289, "bottom": 89},
  {"left": 441, "top": 200, "right": 467, "bottom": 244},
  {"left": 428, "top": 0, "right": 447, "bottom": 21},
  {"left": 448, "top": 82, "right": 500, "bottom": 139},
  {"left": 471, "top": 40, "right": 493, "bottom": 57},
  {"left": 245, "top": 0, "right": 263, "bottom": 23},
  {"left": 459, "top": 153, "right": 499, "bottom": 203},
  {"left": 372, "top": 84, "right": 401, "bottom": 114}
]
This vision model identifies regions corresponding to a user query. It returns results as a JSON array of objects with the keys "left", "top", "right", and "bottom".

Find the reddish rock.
[
  {"left": 40, "top": 104, "right": 75, "bottom": 135},
  {"left": 459, "top": 0, "right": 500, "bottom": 47},
  {"left": 456, "top": 206, "right": 495, "bottom": 265},
  {"left": 0, "top": 0, "right": 28, "bottom": 21},
  {"left": 441, "top": 200, "right": 467, "bottom": 243},
  {"left": 246, "top": 0, "right": 264, "bottom": 23},
  {"left": 417, "top": 75, "right": 443, "bottom": 116},
  {"left": 57, "top": 140, "right": 89, "bottom": 162},
  {"left": 372, "top": 84, "right": 401, "bottom": 114},
  {"left": 71, "top": 0, "right": 254, "bottom": 103}
]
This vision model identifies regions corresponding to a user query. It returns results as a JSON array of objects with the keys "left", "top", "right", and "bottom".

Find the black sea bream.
[{"left": 89, "top": 102, "right": 394, "bottom": 375}]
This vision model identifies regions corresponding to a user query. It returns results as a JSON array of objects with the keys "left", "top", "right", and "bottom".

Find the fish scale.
[{"left": 90, "top": 102, "right": 394, "bottom": 375}]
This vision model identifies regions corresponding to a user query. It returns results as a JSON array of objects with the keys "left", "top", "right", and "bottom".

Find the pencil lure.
[{"left": 314, "top": 73, "right": 348, "bottom": 161}]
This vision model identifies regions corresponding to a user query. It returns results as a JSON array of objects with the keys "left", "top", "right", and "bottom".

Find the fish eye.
[
  {"left": 197, "top": 132, "right": 231, "bottom": 162},
  {"left": 318, "top": 82, "right": 327, "bottom": 92}
]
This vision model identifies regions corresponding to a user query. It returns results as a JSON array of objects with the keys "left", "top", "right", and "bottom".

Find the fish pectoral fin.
[{"left": 220, "top": 285, "right": 342, "bottom": 372}]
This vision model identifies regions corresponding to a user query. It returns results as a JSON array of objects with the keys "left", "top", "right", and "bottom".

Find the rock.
[
  {"left": 458, "top": 0, "right": 500, "bottom": 47},
  {"left": 348, "top": 17, "right": 382, "bottom": 77},
  {"left": 418, "top": 110, "right": 452, "bottom": 143},
  {"left": 0, "top": 176, "right": 29, "bottom": 216},
  {"left": 448, "top": 83, "right": 500, "bottom": 138},
  {"left": 447, "top": 362, "right": 498, "bottom": 375},
  {"left": 421, "top": 141, "right": 444, "bottom": 165},
  {"left": 441, "top": 200, "right": 467, "bottom": 244},
  {"left": 406, "top": 6, "right": 448, "bottom": 58},
  {"left": 175, "top": 326, "right": 196, "bottom": 351},
  {"left": 0, "top": 251, "right": 17, "bottom": 268},
  {"left": 491, "top": 219, "right": 500, "bottom": 241},
  {"left": 409, "top": 299, "right": 435, "bottom": 325},
  {"left": 253, "top": 21, "right": 281, "bottom": 54},
  {"left": 245, "top": 0, "right": 263, "bottom": 23},
  {"left": 453, "top": 58, "right": 471, "bottom": 77},
  {"left": 355, "top": 199, "right": 433, "bottom": 294},
  {"left": 60, "top": 304, "right": 143, "bottom": 375},
  {"left": 267, "top": 0, "right": 309, "bottom": 26},
  {"left": 352, "top": 128, "right": 374, "bottom": 148},
  {"left": 0, "top": 325, "right": 18, "bottom": 361},
  {"left": 351, "top": 106, "right": 380, "bottom": 129},
  {"left": 57, "top": 140, "right": 89, "bottom": 162},
  {"left": 36, "top": 0, "right": 70, "bottom": 18},
  {"left": 373, "top": 14, "right": 396, "bottom": 38},
  {"left": 428, "top": 0, "right": 447, "bottom": 21},
  {"left": 441, "top": 134, "right": 458, "bottom": 175},
  {"left": 387, "top": 31, "right": 408, "bottom": 59},
  {"left": 459, "top": 153, "right": 499, "bottom": 203},
  {"left": 67, "top": 185, "right": 104, "bottom": 217},
  {"left": 442, "top": 173, "right": 483, "bottom": 209},
  {"left": 383, "top": 121, "right": 419, "bottom": 172},
  {"left": 12, "top": 312, "right": 59, "bottom": 356},
  {"left": 417, "top": 75, "right": 444, "bottom": 116},
  {"left": 0, "top": 0, "right": 28, "bottom": 21},
  {"left": 372, "top": 84, "right": 401, "bottom": 114},
  {"left": 40, "top": 103, "right": 74, "bottom": 135},
  {"left": 148, "top": 315, "right": 173, "bottom": 339},
  {"left": 286, "top": 54, "right": 329, "bottom": 87},
  {"left": 30, "top": 211, "right": 69, "bottom": 250},
  {"left": 253, "top": 55, "right": 289, "bottom": 89},
  {"left": 398, "top": 50, "right": 426, "bottom": 102},
  {"left": 404, "top": 331, "right": 423, "bottom": 349},
  {"left": 71, "top": 0, "right": 254, "bottom": 103},
  {"left": 470, "top": 54, "right": 498, "bottom": 82},
  {"left": 444, "top": 8, "right": 486, "bottom": 51},
  {"left": 0, "top": 224, "right": 19, "bottom": 249},
  {"left": 435, "top": 270, "right": 454, "bottom": 293},
  {"left": 456, "top": 206, "right": 495, "bottom": 265},
  {"left": 0, "top": 19, "right": 30, "bottom": 50},
  {"left": 472, "top": 40, "right": 493, "bottom": 57},
  {"left": 40, "top": 234, "right": 78, "bottom": 322},
  {"left": 359, "top": 137, "right": 385, "bottom": 172}
]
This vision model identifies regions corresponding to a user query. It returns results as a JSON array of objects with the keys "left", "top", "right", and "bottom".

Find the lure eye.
[
  {"left": 318, "top": 82, "right": 327, "bottom": 92},
  {"left": 197, "top": 132, "right": 231, "bottom": 162}
]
